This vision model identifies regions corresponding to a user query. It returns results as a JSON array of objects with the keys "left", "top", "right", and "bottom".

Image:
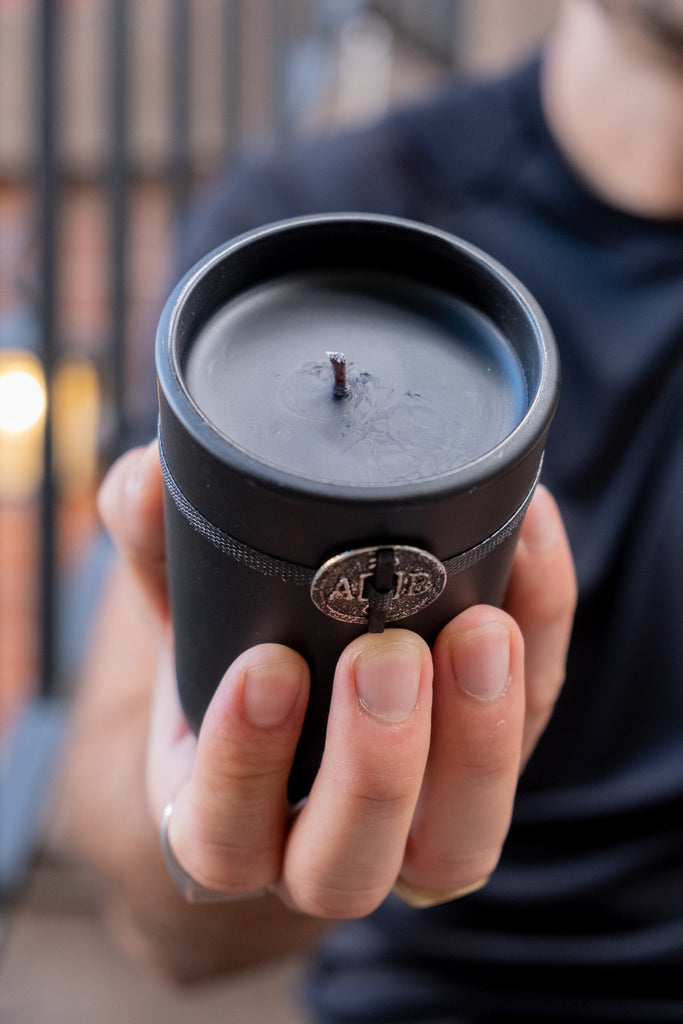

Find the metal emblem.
[{"left": 310, "top": 544, "right": 447, "bottom": 625}]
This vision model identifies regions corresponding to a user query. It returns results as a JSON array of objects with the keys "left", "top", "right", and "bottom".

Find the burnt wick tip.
[{"left": 327, "top": 351, "right": 349, "bottom": 399}]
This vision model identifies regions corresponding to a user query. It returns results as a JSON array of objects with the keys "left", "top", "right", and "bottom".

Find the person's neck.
[{"left": 541, "top": 0, "right": 683, "bottom": 219}]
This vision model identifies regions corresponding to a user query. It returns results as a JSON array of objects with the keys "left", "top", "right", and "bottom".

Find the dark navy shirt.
[{"left": 172, "top": 56, "right": 683, "bottom": 1022}]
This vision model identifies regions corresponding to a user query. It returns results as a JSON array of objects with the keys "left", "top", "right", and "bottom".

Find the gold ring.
[{"left": 392, "top": 875, "right": 489, "bottom": 909}]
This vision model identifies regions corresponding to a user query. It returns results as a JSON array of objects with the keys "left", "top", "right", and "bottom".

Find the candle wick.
[{"left": 327, "top": 351, "right": 349, "bottom": 399}]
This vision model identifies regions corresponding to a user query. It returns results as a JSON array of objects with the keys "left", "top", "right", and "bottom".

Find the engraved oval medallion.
[{"left": 310, "top": 545, "right": 447, "bottom": 624}]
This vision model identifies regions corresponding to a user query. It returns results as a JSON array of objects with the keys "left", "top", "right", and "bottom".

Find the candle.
[
  {"left": 156, "top": 214, "right": 559, "bottom": 799},
  {"left": 183, "top": 271, "right": 527, "bottom": 486},
  {"left": 180, "top": 272, "right": 524, "bottom": 487}
]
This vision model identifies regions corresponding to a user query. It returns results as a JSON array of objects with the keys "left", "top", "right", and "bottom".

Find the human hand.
[{"left": 98, "top": 441, "right": 576, "bottom": 918}]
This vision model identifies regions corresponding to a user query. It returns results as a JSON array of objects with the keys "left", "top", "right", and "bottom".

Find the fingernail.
[
  {"left": 393, "top": 874, "right": 490, "bottom": 908},
  {"left": 354, "top": 642, "right": 421, "bottom": 723},
  {"left": 450, "top": 625, "right": 511, "bottom": 702},
  {"left": 126, "top": 441, "right": 158, "bottom": 496},
  {"left": 243, "top": 661, "right": 304, "bottom": 728},
  {"left": 522, "top": 486, "right": 559, "bottom": 551}
]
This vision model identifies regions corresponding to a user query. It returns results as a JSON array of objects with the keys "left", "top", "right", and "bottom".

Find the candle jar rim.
[{"left": 156, "top": 212, "right": 559, "bottom": 506}]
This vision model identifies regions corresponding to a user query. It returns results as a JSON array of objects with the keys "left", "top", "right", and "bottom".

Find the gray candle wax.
[{"left": 183, "top": 270, "right": 527, "bottom": 486}]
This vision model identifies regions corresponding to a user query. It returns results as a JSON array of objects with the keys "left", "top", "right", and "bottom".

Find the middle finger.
[{"left": 280, "top": 629, "right": 432, "bottom": 919}]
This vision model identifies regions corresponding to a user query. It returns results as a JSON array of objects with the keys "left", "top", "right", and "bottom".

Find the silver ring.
[{"left": 160, "top": 800, "right": 265, "bottom": 904}]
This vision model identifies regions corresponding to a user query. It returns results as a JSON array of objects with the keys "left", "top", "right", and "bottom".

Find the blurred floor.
[{"left": 0, "top": 858, "right": 310, "bottom": 1024}]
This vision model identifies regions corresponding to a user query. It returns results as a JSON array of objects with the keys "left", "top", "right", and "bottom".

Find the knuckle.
[
  {"left": 529, "top": 583, "right": 576, "bottom": 631},
  {"left": 186, "top": 835, "right": 277, "bottom": 894},
  {"left": 527, "top": 667, "right": 566, "bottom": 715},
  {"left": 509, "top": 552, "right": 577, "bottom": 628},
  {"left": 352, "top": 778, "right": 417, "bottom": 814},
  {"left": 453, "top": 724, "right": 522, "bottom": 784},
  {"left": 554, "top": 581, "right": 578, "bottom": 627},
  {"left": 344, "top": 758, "right": 423, "bottom": 812},
  {"left": 458, "top": 850, "right": 501, "bottom": 887},
  {"left": 409, "top": 848, "right": 501, "bottom": 896},
  {"left": 456, "top": 751, "right": 512, "bottom": 788},
  {"left": 209, "top": 746, "right": 290, "bottom": 791},
  {"left": 292, "top": 876, "right": 386, "bottom": 920},
  {"left": 177, "top": 803, "right": 282, "bottom": 894}
]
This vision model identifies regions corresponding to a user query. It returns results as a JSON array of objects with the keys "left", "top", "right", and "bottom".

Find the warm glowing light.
[
  {"left": 0, "top": 367, "right": 47, "bottom": 434},
  {"left": 0, "top": 352, "right": 46, "bottom": 500},
  {"left": 54, "top": 356, "right": 101, "bottom": 493},
  {"left": 0, "top": 351, "right": 101, "bottom": 500}
]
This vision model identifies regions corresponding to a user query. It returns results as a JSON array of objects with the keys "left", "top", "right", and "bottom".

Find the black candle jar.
[{"left": 155, "top": 214, "right": 560, "bottom": 800}]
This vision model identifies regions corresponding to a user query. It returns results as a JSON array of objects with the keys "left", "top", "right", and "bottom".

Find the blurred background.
[{"left": 1, "top": 2, "right": 558, "bottom": 1020}]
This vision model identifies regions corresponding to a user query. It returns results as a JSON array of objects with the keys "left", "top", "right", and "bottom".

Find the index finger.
[{"left": 147, "top": 641, "right": 310, "bottom": 899}]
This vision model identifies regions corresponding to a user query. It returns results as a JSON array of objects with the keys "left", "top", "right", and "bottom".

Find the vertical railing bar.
[
  {"left": 222, "top": 0, "right": 243, "bottom": 162},
  {"left": 109, "top": 0, "right": 129, "bottom": 458},
  {"left": 36, "top": 0, "right": 59, "bottom": 698},
  {"left": 369, "top": 0, "right": 459, "bottom": 66},
  {"left": 440, "top": 0, "right": 461, "bottom": 66},
  {"left": 271, "top": 0, "right": 292, "bottom": 146},
  {"left": 170, "top": 0, "right": 191, "bottom": 223}
]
